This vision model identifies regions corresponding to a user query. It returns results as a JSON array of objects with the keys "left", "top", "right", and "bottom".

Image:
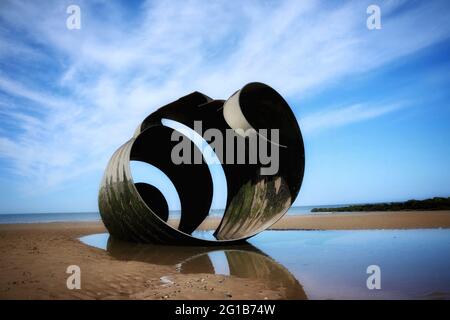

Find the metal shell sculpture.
[{"left": 98, "top": 82, "right": 305, "bottom": 245}]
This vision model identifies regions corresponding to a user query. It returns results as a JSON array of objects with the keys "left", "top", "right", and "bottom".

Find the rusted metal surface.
[{"left": 98, "top": 82, "right": 305, "bottom": 245}]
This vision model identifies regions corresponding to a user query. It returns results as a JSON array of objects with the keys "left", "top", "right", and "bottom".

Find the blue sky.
[{"left": 0, "top": 0, "right": 449, "bottom": 213}]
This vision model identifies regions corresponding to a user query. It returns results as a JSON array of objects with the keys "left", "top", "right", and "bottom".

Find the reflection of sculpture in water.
[{"left": 107, "top": 236, "right": 306, "bottom": 300}]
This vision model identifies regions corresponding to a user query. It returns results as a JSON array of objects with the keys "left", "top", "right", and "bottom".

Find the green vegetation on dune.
[{"left": 311, "top": 197, "right": 450, "bottom": 212}]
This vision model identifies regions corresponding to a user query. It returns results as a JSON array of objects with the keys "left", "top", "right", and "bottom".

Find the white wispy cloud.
[
  {"left": 0, "top": 0, "right": 449, "bottom": 192},
  {"left": 301, "top": 103, "right": 405, "bottom": 134}
]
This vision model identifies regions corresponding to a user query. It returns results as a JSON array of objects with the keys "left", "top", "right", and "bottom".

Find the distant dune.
[{"left": 311, "top": 197, "right": 450, "bottom": 213}]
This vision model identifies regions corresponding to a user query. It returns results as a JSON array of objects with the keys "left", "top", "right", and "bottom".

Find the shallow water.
[
  {"left": 0, "top": 212, "right": 101, "bottom": 224},
  {"left": 80, "top": 229, "right": 450, "bottom": 299}
]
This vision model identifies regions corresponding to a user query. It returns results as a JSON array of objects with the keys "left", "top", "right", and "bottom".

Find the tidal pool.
[{"left": 80, "top": 229, "right": 450, "bottom": 299}]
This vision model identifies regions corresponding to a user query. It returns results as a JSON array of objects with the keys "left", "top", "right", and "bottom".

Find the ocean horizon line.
[
  {"left": 0, "top": 204, "right": 353, "bottom": 224},
  {"left": 0, "top": 202, "right": 393, "bottom": 216}
]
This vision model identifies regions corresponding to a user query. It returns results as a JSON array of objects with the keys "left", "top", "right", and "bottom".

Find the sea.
[{"left": 0, "top": 204, "right": 349, "bottom": 224}]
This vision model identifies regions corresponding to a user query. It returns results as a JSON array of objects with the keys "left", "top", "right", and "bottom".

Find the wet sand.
[
  {"left": 0, "top": 222, "right": 282, "bottom": 300},
  {"left": 194, "top": 210, "right": 450, "bottom": 231},
  {"left": 0, "top": 210, "right": 449, "bottom": 300}
]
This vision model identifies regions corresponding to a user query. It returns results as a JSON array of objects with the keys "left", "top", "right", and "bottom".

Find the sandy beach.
[
  {"left": 0, "top": 211, "right": 449, "bottom": 300},
  {"left": 194, "top": 210, "right": 450, "bottom": 231}
]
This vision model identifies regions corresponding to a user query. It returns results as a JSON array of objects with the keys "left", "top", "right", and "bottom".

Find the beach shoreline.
[
  {"left": 1, "top": 210, "right": 449, "bottom": 300},
  {"left": 193, "top": 210, "right": 450, "bottom": 231},
  {"left": 0, "top": 222, "right": 284, "bottom": 300}
]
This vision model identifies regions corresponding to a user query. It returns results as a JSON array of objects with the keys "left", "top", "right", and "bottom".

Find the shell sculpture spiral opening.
[{"left": 98, "top": 82, "right": 305, "bottom": 245}]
